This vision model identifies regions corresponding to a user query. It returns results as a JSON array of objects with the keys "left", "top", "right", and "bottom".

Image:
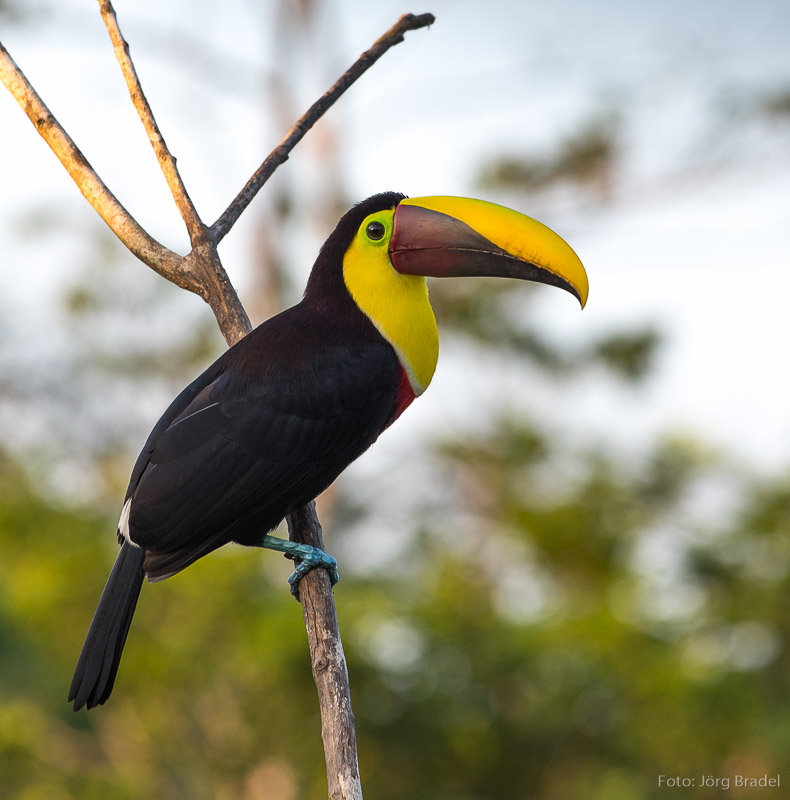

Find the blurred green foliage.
[
  {"left": 2, "top": 158, "right": 785, "bottom": 800},
  {"left": 477, "top": 114, "right": 619, "bottom": 198},
  {"left": 2, "top": 8, "right": 788, "bottom": 796},
  {"left": 759, "top": 88, "right": 790, "bottom": 119},
  {"left": 2, "top": 363, "right": 789, "bottom": 798},
  {"left": 430, "top": 278, "right": 661, "bottom": 383}
]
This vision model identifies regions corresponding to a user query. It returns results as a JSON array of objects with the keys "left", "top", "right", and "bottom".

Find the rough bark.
[{"left": 287, "top": 505, "right": 362, "bottom": 800}]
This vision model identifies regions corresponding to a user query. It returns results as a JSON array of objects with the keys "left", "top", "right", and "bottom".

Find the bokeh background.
[{"left": 1, "top": 1, "right": 789, "bottom": 798}]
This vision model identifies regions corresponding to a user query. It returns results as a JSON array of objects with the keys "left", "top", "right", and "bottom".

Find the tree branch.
[
  {"left": 287, "top": 504, "right": 362, "bottom": 800},
  {"left": 98, "top": 0, "right": 205, "bottom": 242},
  {"left": 0, "top": 38, "right": 251, "bottom": 344},
  {"left": 182, "top": 239, "right": 252, "bottom": 345},
  {"left": 96, "top": 0, "right": 252, "bottom": 347},
  {"left": 1, "top": 10, "right": 437, "bottom": 799},
  {"left": 0, "top": 41, "right": 186, "bottom": 286},
  {"left": 209, "top": 12, "right": 435, "bottom": 243}
]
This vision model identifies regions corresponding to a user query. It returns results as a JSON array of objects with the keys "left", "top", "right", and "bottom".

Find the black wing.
[{"left": 123, "top": 305, "right": 401, "bottom": 580}]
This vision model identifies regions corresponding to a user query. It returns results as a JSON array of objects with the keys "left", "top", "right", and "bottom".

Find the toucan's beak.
[{"left": 390, "top": 196, "right": 588, "bottom": 308}]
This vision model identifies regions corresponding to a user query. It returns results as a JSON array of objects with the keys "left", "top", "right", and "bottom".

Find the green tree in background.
[
  {"left": 2, "top": 271, "right": 788, "bottom": 799},
  {"left": 3, "top": 2, "right": 790, "bottom": 799}
]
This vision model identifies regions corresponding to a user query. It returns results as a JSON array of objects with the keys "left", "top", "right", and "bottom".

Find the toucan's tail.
[{"left": 68, "top": 541, "right": 145, "bottom": 711}]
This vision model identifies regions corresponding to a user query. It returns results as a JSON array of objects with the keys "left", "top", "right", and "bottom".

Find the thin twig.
[
  {"left": 209, "top": 12, "right": 435, "bottom": 243},
  {"left": 0, "top": 41, "right": 186, "bottom": 285},
  {"left": 98, "top": 0, "right": 205, "bottom": 241}
]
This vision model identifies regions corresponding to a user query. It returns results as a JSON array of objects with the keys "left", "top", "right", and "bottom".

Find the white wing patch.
[{"left": 118, "top": 497, "right": 133, "bottom": 543}]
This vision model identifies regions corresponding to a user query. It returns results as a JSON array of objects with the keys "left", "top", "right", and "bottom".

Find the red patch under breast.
[{"left": 392, "top": 366, "right": 417, "bottom": 423}]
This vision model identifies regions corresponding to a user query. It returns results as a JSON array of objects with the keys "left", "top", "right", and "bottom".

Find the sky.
[{"left": 1, "top": 0, "right": 790, "bottom": 487}]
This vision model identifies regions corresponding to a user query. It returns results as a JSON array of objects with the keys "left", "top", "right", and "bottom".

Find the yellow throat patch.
[{"left": 342, "top": 209, "right": 439, "bottom": 396}]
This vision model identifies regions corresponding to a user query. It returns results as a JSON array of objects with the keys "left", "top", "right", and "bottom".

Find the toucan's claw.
[
  {"left": 259, "top": 534, "right": 339, "bottom": 600},
  {"left": 287, "top": 551, "right": 340, "bottom": 599}
]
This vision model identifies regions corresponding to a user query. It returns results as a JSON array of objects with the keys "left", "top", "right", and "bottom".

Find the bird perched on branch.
[{"left": 69, "top": 192, "right": 588, "bottom": 711}]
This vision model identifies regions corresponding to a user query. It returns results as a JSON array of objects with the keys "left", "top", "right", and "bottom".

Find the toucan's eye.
[{"left": 366, "top": 221, "right": 386, "bottom": 241}]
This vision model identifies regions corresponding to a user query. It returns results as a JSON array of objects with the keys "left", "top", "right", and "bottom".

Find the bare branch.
[
  {"left": 0, "top": 37, "right": 251, "bottom": 344},
  {"left": 0, "top": 41, "right": 188, "bottom": 287},
  {"left": 3, "top": 11, "right": 438, "bottom": 798},
  {"left": 287, "top": 504, "right": 362, "bottom": 800},
  {"left": 98, "top": 0, "right": 205, "bottom": 241},
  {"left": 209, "top": 12, "right": 436, "bottom": 243},
  {"left": 183, "top": 240, "right": 252, "bottom": 345}
]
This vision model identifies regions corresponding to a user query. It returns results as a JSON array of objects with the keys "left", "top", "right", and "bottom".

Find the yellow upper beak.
[{"left": 390, "top": 195, "right": 588, "bottom": 308}]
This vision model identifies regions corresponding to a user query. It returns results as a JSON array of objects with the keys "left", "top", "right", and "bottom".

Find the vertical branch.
[{"left": 287, "top": 504, "right": 362, "bottom": 800}]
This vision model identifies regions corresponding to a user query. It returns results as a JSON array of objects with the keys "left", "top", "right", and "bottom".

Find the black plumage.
[
  {"left": 130, "top": 299, "right": 401, "bottom": 580},
  {"left": 69, "top": 193, "right": 407, "bottom": 710},
  {"left": 69, "top": 189, "right": 587, "bottom": 710}
]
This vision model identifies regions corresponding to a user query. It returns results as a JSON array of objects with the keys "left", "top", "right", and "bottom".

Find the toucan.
[{"left": 68, "top": 192, "right": 588, "bottom": 711}]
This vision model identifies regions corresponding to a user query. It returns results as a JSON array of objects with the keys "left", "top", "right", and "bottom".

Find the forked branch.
[{"left": 0, "top": 7, "right": 435, "bottom": 799}]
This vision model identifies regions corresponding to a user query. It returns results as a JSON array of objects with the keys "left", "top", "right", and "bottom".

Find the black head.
[{"left": 304, "top": 192, "right": 406, "bottom": 306}]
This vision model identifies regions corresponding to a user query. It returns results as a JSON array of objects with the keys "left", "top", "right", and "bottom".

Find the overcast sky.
[{"left": 2, "top": 0, "right": 789, "bottom": 479}]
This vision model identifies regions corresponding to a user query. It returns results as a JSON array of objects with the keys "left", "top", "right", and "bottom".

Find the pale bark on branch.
[
  {"left": 0, "top": 6, "right": 435, "bottom": 799},
  {"left": 0, "top": 41, "right": 183, "bottom": 283},
  {"left": 99, "top": 0, "right": 204, "bottom": 240}
]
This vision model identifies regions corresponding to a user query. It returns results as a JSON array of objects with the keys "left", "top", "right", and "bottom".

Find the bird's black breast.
[{"left": 124, "top": 299, "right": 402, "bottom": 579}]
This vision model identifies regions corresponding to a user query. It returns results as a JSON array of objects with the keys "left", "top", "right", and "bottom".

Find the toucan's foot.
[
  {"left": 285, "top": 548, "right": 340, "bottom": 599},
  {"left": 259, "top": 534, "right": 339, "bottom": 599}
]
